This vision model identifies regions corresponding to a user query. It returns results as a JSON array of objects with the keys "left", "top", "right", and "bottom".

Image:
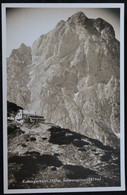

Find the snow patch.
[
  {"left": 73, "top": 91, "right": 79, "bottom": 102},
  {"left": 70, "top": 47, "right": 81, "bottom": 67}
]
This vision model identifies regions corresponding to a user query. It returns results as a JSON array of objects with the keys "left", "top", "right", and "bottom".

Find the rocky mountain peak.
[
  {"left": 20, "top": 43, "right": 28, "bottom": 48},
  {"left": 9, "top": 43, "right": 32, "bottom": 65},
  {"left": 93, "top": 18, "right": 115, "bottom": 41},
  {"left": 67, "top": 11, "right": 88, "bottom": 25},
  {"left": 67, "top": 12, "right": 115, "bottom": 44},
  {"left": 7, "top": 12, "right": 120, "bottom": 148},
  {"left": 7, "top": 43, "right": 32, "bottom": 109}
]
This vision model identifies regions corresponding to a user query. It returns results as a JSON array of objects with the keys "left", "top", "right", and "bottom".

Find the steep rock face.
[
  {"left": 7, "top": 43, "right": 32, "bottom": 109},
  {"left": 28, "top": 12, "right": 120, "bottom": 148},
  {"left": 7, "top": 12, "right": 120, "bottom": 148}
]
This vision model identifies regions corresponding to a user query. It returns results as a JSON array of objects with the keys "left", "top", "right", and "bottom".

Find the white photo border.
[{"left": 2, "top": 3, "right": 125, "bottom": 194}]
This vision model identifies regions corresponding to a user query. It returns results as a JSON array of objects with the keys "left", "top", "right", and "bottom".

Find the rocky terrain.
[
  {"left": 8, "top": 121, "right": 120, "bottom": 189},
  {"left": 7, "top": 43, "right": 32, "bottom": 109},
  {"left": 7, "top": 11, "right": 120, "bottom": 148}
]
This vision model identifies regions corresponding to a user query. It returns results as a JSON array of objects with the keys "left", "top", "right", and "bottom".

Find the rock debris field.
[{"left": 8, "top": 122, "right": 120, "bottom": 189}]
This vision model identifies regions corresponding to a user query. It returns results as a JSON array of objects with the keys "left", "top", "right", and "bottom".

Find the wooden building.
[{"left": 15, "top": 109, "right": 45, "bottom": 124}]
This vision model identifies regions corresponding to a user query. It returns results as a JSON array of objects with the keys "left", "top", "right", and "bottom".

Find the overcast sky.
[{"left": 6, "top": 7, "right": 120, "bottom": 57}]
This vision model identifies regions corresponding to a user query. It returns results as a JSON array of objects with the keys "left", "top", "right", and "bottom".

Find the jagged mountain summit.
[{"left": 7, "top": 11, "right": 120, "bottom": 148}]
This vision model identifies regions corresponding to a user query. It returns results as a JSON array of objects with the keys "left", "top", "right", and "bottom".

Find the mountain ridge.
[{"left": 7, "top": 12, "right": 120, "bottom": 148}]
